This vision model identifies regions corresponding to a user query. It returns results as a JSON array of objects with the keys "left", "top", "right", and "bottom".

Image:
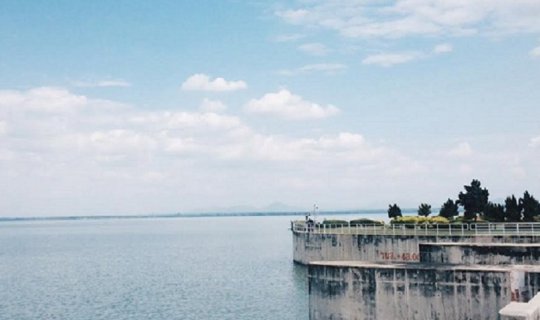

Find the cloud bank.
[
  {"left": 1, "top": 87, "right": 538, "bottom": 216},
  {"left": 277, "top": 0, "right": 540, "bottom": 39}
]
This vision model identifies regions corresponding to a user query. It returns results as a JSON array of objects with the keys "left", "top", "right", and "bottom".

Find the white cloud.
[
  {"left": 278, "top": 63, "right": 347, "bottom": 76},
  {"left": 274, "top": 34, "right": 305, "bottom": 42},
  {"left": 361, "top": 44, "right": 452, "bottom": 67},
  {"left": 129, "top": 111, "right": 244, "bottom": 132},
  {"left": 236, "top": 132, "right": 380, "bottom": 162},
  {"left": 277, "top": 1, "right": 540, "bottom": 39},
  {"left": 434, "top": 43, "right": 453, "bottom": 54},
  {"left": 0, "top": 87, "right": 88, "bottom": 113},
  {"left": 199, "top": 98, "right": 227, "bottom": 113},
  {"left": 362, "top": 52, "right": 420, "bottom": 67},
  {"left": 0, "top": 121, "right": 6, "bottom": 136},
  {"left": 181, "top": 74, "right": 247, "bottom": 92},
  {"left": 448, "top": 142, "right": 473, "bottom": 157},
  {"left": 88, "top": 129, "right": 156, "bottom": 155},
  {"left": 245, "top": 89, "right": 340, "bottom": 120},
  {"left": 298, "top": 43, "right": 330, "bottom": 56},
  {"left": 74, "top": 79, "right": 131, "bottom": 88},
  {"left": 530, "top": 46, "right": 540, "bottom": 57},
  {"left": 277, "top": 9, "right": 310, "bottom": 24},
  {"left": 530, "top": 136, "right": 540, "bottom": 148}
]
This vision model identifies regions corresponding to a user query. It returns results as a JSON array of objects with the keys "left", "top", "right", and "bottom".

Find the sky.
[{"left": 1, "top": 0, "right": 540, "bottom": 217}]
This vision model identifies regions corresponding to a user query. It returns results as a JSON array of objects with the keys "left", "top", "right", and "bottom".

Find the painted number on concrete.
[{"left": 379, "top": 252, "right": 420, "bottom": 261}]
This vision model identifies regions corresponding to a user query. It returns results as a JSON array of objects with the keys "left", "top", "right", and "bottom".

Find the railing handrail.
[{"left": 291, "top": 221, "right": 540, "bottom": 237}]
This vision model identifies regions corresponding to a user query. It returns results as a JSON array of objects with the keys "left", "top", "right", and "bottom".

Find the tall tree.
[
  {"left": 439, "top": 199, "right": 459, "bottom": 219},
  {"left": 505, "top": 195, "right": 522, "bottom": 222},
  {"left": 483, "top": 202, "right": 506, "bottom": 222},
  {"left": 387, "top": 204, "right": 402, "bottom": 219},
  {"left": 418, "top": 203, "right": 432, "bottom": 217},
  {"left": 457, "top": 179, "right": 489, "bottom": 221},
  {"left": 520, "top": 191, "right": 540, "bottom": 222}
]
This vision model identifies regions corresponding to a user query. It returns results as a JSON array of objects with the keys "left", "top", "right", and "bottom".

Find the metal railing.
[{"left": 291, "top": 221, "right": 540, "bottom": 237}]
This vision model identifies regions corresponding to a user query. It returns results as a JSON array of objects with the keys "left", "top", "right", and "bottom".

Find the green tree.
[
  {"left": 418, "top": 203, "right": 431, "bottom": 217},
  {"left": 457, "top": 179, "right": 489, "bottom": 221},
  {"left": 387, "top": 204, "right": 402, "bottom": 219},
  {"left": 483, "top": 202, "right": 506, "bottom": 222},
  {"left": 439, "top": 199, "right": 459, "bottom": 220},
  {"left": 505, "top": 195, "right": 522, "bottom": 222},
  {"left": 520, "top": 191, "right": 540, "bottom": 222}
]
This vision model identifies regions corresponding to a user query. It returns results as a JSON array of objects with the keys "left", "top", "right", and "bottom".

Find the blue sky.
[{"left": 1, "top": 0, "right": 540, "bottom": 216}]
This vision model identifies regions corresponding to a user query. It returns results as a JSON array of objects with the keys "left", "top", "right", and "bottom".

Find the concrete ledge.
[
  {"left": 420, "top": 242, "right": 540, "bottom": 265},
  {"left": 500, "top": 293, "right": 540, "bottom": 320},
  {"left": 309, "top": 261, "right": 540, "bottom": 320},
  {"left": 310, "top": 260, "right": 540, "bottom": 273}
]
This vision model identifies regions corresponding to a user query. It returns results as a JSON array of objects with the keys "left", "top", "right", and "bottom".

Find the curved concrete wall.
[
  {"left": 293, "top": 231, "right": 540, "bottom": 264},
  {"left": 309, "top": 262, "right": 540, "bottom": 320}
]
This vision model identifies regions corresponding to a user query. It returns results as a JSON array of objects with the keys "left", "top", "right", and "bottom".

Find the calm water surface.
[{"left": 0, "top": 216, "right": 309, "bottom": 320}]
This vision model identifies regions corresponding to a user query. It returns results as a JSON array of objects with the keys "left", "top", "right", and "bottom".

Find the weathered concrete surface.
[
  {"left": 309, "top": 261, "right": 540, "bottom": 320},
  {"left": 500, "top": 293, "right": 540, "bottom": 320},
  {"left": 420, "top": 243, "right": 540, "bottom": 265},
  {"left": 293, "top": 231, "right": 540, "bottom": 264}
]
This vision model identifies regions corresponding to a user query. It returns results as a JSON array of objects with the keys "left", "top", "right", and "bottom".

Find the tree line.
[{"left": 388, "top": 179, "right": 540, "bottom": 222}]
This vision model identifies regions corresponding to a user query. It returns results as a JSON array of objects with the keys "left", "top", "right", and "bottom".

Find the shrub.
[
  {"left": 429, "top": 216, "right": 450, "bottom": 224},
  {"left": 391, "top": 216, "right": 419, "bottom": 224},
  {"left": 321, "top": 219, "right": 348, "bottom": 228},
  {"left": 452, "top": 216, "right": 466, "bottom": 224},
  {"left": 391, "top": 216, "right": 449, "bottom": 225},
  {"left": 350, "top": 218, "right": 384, "bottom": 226}
]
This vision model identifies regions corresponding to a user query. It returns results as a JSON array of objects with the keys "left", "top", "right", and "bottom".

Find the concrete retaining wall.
[
  {"left": 293, "top": 231, "right": 540, "bottom": 264},
  {"left": 420, "top": 243, "right": 540, "bottom": 265},
  {"left": 309, "top": 262, "right": 540, "bottom": 320}
]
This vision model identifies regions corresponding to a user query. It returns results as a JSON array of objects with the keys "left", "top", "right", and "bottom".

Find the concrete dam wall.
[
  {"left": 293, "top": 230, "right": 540, "bottom": 265},
  {"left": 308, "top": 261, "right": 540, "bottom": 320},
  {"left": 292, "top": 222, "right": 540, "bottom": 319}
]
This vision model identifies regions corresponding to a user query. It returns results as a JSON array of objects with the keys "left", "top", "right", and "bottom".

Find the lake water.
[{"left": 0, "top": 216, "right": 311, "bottom": 320}]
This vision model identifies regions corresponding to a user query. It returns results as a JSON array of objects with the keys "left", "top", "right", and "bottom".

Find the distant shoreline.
[{"left": 0, "top": 209, "right": 418, "bottom": 222}]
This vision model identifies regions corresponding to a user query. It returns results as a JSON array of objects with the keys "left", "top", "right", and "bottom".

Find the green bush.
[
  {"left": 391, "top": 216, "right": 418, "bottom": 224},
  {"left": 321, "top": 219, "right": 348, "bottom": 228},
  {"left": 429, "top": 216, "right": 450, "bottom": 224},
  {"left": 350, "top": 218, "right": 384, "bottom": 226},
  {"left": 452, "top": 216, "right": 466, "bottom": 223},
  {"left": 391, "top": 216, "right": 449, "bottom": 225}
]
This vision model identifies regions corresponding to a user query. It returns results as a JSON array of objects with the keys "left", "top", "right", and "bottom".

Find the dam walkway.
[{"left": 291, "top": 221, "right": 540, "bottom": 237}]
